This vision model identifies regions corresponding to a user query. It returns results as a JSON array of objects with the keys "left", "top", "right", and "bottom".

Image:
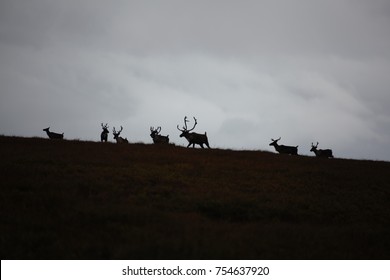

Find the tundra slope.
[{"left": 0, "top": 136, "right": 389, "bottom": 259}]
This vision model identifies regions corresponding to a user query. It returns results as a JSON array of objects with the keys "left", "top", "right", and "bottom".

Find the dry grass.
[{"left": 1, "top": 136, "right": 389, "bottom": 259}]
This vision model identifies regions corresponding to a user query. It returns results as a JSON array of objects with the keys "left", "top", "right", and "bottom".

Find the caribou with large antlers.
[
  {"left": 113, "top": 126, "right": 129, "bottom": 143},
  {"left": 177, "top": 116, "right": 210, "bottom": 148},
  {"left": 310, "top": 142, "right": 333, "bottom": 158},
  {"left": 43, "top": 127, "right": 64, "bottom": 139},
  {"left": 150, "top": 126, "right": 169, "bottom": 144},
  {"left": 100, "top": 123, "right": 109, "bottom": 142},
  {"left": 269, "top": 137, "right": 298, "bottom": 155}
]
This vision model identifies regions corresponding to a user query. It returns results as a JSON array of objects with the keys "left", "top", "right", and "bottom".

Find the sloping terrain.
[{"left": 1, "top": 136, "right": 389, "bottom": 259}]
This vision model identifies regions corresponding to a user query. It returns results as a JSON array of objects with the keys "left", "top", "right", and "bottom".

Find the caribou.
[
  {"left": 310, "top": 142, "right": 334, "bottom": 158},
  {"left": 43, "top": 127, "right": 64, "bottom": 139},
  {"left": 269, "top": 137, "right": 298, "bottom": 155},
  {"left": 100, "top": 123, "right": 109, "bottom": 142},
  {"left": 113, "top": 126, "right": 129, "bottom": 143},
  {"left": 177, "top": 116, "right": 210, "bottom": 148},
  {"left": 150, "top": 126, "right": 169, "bottom": 144}
]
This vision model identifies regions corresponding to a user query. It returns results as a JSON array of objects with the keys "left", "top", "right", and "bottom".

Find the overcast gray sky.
[{"left": 1, "top": 0, "right": 390, "bottom": 160}]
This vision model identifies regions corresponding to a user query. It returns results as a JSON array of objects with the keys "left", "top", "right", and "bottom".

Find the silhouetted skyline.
[{"left": 1, "top": 0, "right": 390, "bottom": 160}]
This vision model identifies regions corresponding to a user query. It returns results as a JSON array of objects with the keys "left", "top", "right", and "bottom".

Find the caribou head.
[
  {"left": 177, "top": 116, "right": 210, "bottom": 148},
  {"left": 269, "top": 137, "right": 298, "bottom": 155},
  {"left": 150, "top": 126, "right": 169, "bottom": 144},
  {"left": 100, "top": 123, "right": 109, "bottom": 142},
  {"left": 310, "top": 142, "right": 334, "bottom": 158},
  {"left": 113, "top": 126, "right": 129, "bottom": 143}
]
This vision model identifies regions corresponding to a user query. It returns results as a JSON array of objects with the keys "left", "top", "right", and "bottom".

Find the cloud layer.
[{"left": 1, "top": 0, "right": 390, "bottom": 160}]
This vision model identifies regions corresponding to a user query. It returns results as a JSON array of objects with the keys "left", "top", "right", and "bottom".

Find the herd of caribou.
[{"left": 43, "top": 116, "right": 334, "bottom": 158}]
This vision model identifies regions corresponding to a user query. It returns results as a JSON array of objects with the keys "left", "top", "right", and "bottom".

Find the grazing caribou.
[
  {"left": 177, "top": 116, "right": 210, "bottom": 148},
  {"left": 150, "top": 127, "right": 169, "bottom": 144},
  {"left": 310, "top": 142, "right": 334, "bottom": 158},
  {"left": 269, "top": 137, "right": 298, "bottom": 155},
  {"left": 43, "top": 127, "right": 64, "bottom": 139},
  {"left": 100, "top": 123, "right": 109, "bottom": 142},
  {"left": 113, "top": 126, "right": 129, "bottom": 143}
]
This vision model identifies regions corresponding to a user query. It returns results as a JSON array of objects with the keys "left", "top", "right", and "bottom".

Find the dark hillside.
[{"left": 1, "top": 136, "right": 389, "bottom": 259}]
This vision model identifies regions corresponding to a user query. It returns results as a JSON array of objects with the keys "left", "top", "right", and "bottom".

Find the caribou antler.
[
  {"left": 113, "top": 126, "right": 123, "bottom": 135},
  {"left": 177, "top": 116, "right": 197, "bottom": 132},
  {"left": 177, "top": 117, "right": 186, "bottom": 132},
  {"left": 188, "top": 117, "right": 197, "bottom": 132},
  {"left": 150, "top": 126, "right": 162, "bottom": 135}
]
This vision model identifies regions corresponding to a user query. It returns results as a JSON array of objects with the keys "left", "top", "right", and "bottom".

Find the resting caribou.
[
  {"left": 43, "top": 127, "right": 64, "bottom": 139},
  {"left": 310, "top": 142, "right": 333, "bottom": 158},
  {"left": 150, "top": 127, "right": 169, "bottom": 144},
  {"left": 113, "top": 126, "right": 129, "bottom": 143},
  {"left": 177, "top": 116, "right": 210, "bottom": 148},
  {"left": 100, "top": 123, "right": 109, "bottom": 142},
  {"left": 269, "top": 137, "right": 298, "bottom": 155}
]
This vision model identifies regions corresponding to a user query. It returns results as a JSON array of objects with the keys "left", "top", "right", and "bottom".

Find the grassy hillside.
[{"left": 1, "top": 136, "right": 389, "bottom": 259}]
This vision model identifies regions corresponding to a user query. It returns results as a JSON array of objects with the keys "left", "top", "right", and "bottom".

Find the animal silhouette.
[
  {"left": 150, "top": 126, "right": 169, "bottom": 144},
  {"left": 269, "top": 137, "right": 298, "bottom": 155},
  {"left": 177, "top": 116, "right": 210, "bottom": 148},
  {"left": 310, "top": 142, "right": 334, "bottom": 158},
  {"left": 113, "top": 126, "right": 129, "bottom": 143},
  {"left": 100, "top": 123, "right": 109, "bottom": 142},
  {"left": 43, "top": 127, "right": 64, "bottom": 139}
]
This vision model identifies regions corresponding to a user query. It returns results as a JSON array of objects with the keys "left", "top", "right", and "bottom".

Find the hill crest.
[{"left": 1, "top": 135, "right": 390, "bottom": 259}]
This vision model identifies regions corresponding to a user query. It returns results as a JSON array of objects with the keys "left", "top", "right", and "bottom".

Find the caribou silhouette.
[
  {"left": 43, "top": 127, "right": 64, "bottom": 139},
  {"left": 177, "top": 116, "right": 210, "bottom": 148},
  {"left": 310, "top": 142, "right": 334, "bottom": 158},
  {"left": 100, "top": 123, "right": 109, "bottom": 142},
  {"left": 113, "top": 126, "right": 129, "bottom": 143},
  {"left": 150, "top": 127, "right": 169, "bottom": 144},
  {"left": 269, "top": 137, "right": 298, "bottom": 155}
]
